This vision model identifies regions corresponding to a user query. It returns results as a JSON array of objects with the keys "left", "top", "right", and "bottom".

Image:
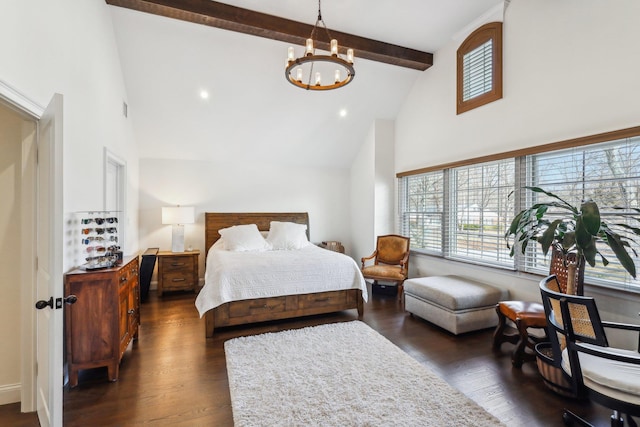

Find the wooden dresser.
[
  {"left": 64, "top": 256, "right": 140, "bottom": 387},
  {"left": 156, "top": 250, "right": 200, "bottom": 296}
]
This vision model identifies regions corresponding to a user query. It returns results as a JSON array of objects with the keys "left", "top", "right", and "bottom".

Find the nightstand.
[
  {"left": 156, "top": 250, "right": 200, "bottom": 296},
  {"left": 318, "top": 241, "right": 345, "bottom": 253}
]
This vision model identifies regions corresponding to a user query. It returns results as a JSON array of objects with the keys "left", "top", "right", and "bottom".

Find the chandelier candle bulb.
[
  {"left": 305, "top": 39, "right": 314, "bottom": 56},
  {"left": 331, "top": 39, "right": 338, "bottom": 56},
  {"left": 334, "top": 69, "right": 340, "bottom": 83},
  {"left": 296, "top": 68, "right": 303, "bottom": 82},
  {"left": 315, "top": 72, "right": 321, "bottom": 86},
  {"left": 347, "top": 49, "right": 354, "bottom": 64},
  {"left": 288, "top": 47, "right": 295, "bottom": 62}
]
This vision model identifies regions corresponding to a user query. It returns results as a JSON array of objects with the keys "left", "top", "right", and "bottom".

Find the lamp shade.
[{"left": 162, "top": 206, "right": 194, "bottom": 225}]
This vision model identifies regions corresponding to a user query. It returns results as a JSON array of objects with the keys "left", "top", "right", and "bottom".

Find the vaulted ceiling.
[{"left": 107, "top": 0, "right": 502, "bottom": 167}]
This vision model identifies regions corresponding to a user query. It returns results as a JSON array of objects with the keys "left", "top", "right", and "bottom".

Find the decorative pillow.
[
  {"left": 266, "top": 221, "right": 310, "bottom": 250},
  {"left": 218, "top": 224, "right": 270, "bottom": 252}
]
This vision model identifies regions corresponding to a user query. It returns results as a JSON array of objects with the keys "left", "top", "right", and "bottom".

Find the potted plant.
[
  {"left": 505, "top": 186, "right": 639, "bottom": 396},
  {"left": 505, "top": 186, "right": 639, "bottom": 294}
]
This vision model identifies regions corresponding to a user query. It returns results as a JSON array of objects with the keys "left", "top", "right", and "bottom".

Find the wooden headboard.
[{"left": 204, "top": 212, "right": 310, "bottom": 256}]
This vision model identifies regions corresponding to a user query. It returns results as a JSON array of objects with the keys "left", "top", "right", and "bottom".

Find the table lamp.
[{"left": 162, "top": 206, "right": 195, "bottom": 252}]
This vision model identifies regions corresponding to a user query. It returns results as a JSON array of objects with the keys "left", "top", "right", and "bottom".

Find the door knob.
[
  {"left": 35, "top": 297, "right": 54, "bottom": 310},
  {"left": 64, "top": 295, "right": 78, "bottom": 305}
]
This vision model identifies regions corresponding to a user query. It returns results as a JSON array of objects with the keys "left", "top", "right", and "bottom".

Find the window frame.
[{"left": 456, "top": 22, "right": 503, "bottom": 115}]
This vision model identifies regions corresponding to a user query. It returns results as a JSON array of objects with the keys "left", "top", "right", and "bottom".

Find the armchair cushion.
[
  {"left": 562, "top": 346, "right": 640, "bottom": 405},
  {"left": 361, "top": 265, "right": 406, "bottom": 281}
]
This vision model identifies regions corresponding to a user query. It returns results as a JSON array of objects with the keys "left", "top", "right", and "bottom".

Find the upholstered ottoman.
[{"left": 404, "top": 275, "right": 509, "bottom": 335}]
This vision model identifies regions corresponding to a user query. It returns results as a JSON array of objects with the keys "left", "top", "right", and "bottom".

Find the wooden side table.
[
  {"left": 318, "top": 241, "right": 345, "bottom": 253},
  {"left": 157, "top": 250, "right": 200, "bottom": 296}
]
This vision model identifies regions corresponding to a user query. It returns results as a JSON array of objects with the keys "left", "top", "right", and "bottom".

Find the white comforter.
[{"left": 195, "top": 243, "right": 368, "bottom": 317}]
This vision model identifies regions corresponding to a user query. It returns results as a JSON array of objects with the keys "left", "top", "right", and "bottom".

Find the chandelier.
[{"left": 285, "top": 0, "right": 355, "bottom": 91}]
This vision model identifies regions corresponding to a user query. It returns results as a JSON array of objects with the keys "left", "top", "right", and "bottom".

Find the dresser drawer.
[
  {"left": 228, "top": 297, "right": 287, "bottom": 318},
  {"left": 298, "top": 291, "right": 347, "bottom": 309}
]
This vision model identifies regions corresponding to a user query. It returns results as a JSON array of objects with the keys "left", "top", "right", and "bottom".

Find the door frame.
[
  {"left": 104, "top": 148, "right": 127, "bottom": 248},
  {"left": 0, "top": 79, "right": 54, "bottom": 416}
]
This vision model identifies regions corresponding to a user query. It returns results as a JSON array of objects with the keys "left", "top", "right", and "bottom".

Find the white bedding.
[{"left": 195, "top": 242, "right": 368, "bottom": 317}]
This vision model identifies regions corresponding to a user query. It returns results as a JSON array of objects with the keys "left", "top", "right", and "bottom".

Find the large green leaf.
[
  {"left": 540, "top": 219, "right": 562, "bottom": 255},
  {"left": 575, "top": 217, "right": 592, "bottom": 250},
  {"left": 581, "top": 237, "right": 597, "bottom": 267},
  {"left": 604, "top": 230, "right": 637, "bottom": 278},
  {"left": 580, "top": 201, "right": 601, "bottom": 236},
  {"left": 506, "top": 210, "right": 524, "bottom": 237},
  {"left": 525, "top": 186, "right": 578, "bottom": 212}
]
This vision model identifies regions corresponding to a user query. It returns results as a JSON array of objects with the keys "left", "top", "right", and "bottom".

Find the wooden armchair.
[
  {"left": 540, "top": 275, "right": 640, "bottom": 426},
  {"left": 361, "top": 235, "right": 410, "bottom": 300}
]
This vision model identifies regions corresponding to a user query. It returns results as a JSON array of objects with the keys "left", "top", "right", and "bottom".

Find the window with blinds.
[
  {"left": 399, "top": 170, "right": 444, "bottom": 254},
  {"left": 462, "top": 40, "right": 493, "bottom": 101},
  {"left": 456, "top": 22, "right": 503, "bottom": 115},
  {"left": 398, "top": 128, "right": 640, "bottom": 293},
  {"left": 448, "top": 160, "right": 515, "bottom": 266},
  {"left": 520, "top": 137, "right": 640, "bottom": 292}
]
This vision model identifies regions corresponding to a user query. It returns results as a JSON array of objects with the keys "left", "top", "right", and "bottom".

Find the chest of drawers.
[{"left": 64, "top": 256, "right": 139, "bottom": 387}]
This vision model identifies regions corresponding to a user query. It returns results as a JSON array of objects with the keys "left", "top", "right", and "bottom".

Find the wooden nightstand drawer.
[
  {"left": 157, "top": 250, "right": 199, "bottom": 296},
  {"left": 163, "top": 256, "right": 194, "bottom": 273},
  {"left": 162, "top": 271, "right": 195, "bottom": 289}
]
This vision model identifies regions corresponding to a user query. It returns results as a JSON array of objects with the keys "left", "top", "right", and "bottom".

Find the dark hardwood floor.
[{"left": 2, "top": 286, "right": 615, "bottom": 426}]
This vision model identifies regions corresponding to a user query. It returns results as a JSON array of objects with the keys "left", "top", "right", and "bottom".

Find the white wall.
[
  {"left": 350, "top": 124, "right": 376, "bottom": 263},
  {"left": 350, "top": 120, "right": 397, "bottom": 263},
  {"left": 0, "top": 0, "right": 139, "bottom": 407},
  {"left": 138, "top": 158, "right": 351, "bottom": 280},
  {"left": 374, "top": 120, "right": 395, "bottom": 237},
  {"left": 1, "top": 0, "right": 140, "bottom": 270},
  {"left": 394, "top": 0, "right": 640, "bottom": 333},
  {"left": 0, "top": 105, "right": 25, "bottom": 404}
]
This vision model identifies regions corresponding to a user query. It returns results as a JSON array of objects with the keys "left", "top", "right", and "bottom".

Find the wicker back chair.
[
  {"left": 556, "top": 288, "right": 640, "bottom": 426},
  {"left": 549, "top": 247, "right": 585, "bottom": 295}
]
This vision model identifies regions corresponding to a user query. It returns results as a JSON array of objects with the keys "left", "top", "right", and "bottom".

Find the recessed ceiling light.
[
  {"left": 200, "top": 90, "right": 209, "bottom": 99},
  {"left": 339, "top": 109, "right": 347, "bottom": 117}
]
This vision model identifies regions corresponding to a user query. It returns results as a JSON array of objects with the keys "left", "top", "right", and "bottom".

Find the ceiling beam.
[{"left": 105, "top": 0, "right": 433, "bottom": 71}]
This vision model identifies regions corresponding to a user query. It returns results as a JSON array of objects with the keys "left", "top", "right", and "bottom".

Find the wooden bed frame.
[{"left": 203, "top": 212, "right": 364, "bottom": 337}]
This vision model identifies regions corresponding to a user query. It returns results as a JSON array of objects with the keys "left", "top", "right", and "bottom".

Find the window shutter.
[{"left": 462, "top": 40, "right": 493, "bottom": 101}]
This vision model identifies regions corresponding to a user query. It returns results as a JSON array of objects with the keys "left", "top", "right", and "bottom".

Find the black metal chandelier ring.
[{"left": 285, "top": 55, "right": 355, "bottom": 91}]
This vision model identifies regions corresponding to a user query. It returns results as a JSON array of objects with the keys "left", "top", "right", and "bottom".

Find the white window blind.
[
  {"left": 448, "top": 159, "right": 514, "bottom": 266},
  {"left": 521, "top": 137, "right": 640, "bottom": 292},
  {"left": 399, "top": 171, "right": 444, "bottom": 254},
  {"left": 462, "top": 40, "right": 493, "bottom": 101}
]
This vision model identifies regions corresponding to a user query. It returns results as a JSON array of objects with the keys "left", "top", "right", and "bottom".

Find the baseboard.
[{"left": 0, "top": 383, "right": 21, "bottom": 405}]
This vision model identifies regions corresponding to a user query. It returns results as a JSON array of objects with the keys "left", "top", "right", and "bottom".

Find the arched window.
[{"left": 456, "top": 22, "right": 503, "bottom": 114}]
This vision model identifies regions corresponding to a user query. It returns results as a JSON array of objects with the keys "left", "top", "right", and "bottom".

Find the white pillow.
[
  {"left": 218, "top": 224, "right": 270, "bottom": 252},
  {"left": 266, "top": 221, "right": 310, "bottom": 250}
]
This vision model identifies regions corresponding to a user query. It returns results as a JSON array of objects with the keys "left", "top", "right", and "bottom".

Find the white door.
[{"left": 34, "top": 94, "right": 63, "bottom": 427}]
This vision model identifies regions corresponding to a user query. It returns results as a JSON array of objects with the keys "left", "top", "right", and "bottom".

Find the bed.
[{"left": 197, "top": 212, "right": 367, "bottom": 337}]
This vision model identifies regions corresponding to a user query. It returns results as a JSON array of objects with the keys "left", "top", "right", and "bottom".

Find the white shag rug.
[{"left": 224, "top": 321, "right": 505, "bottom": 426}]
